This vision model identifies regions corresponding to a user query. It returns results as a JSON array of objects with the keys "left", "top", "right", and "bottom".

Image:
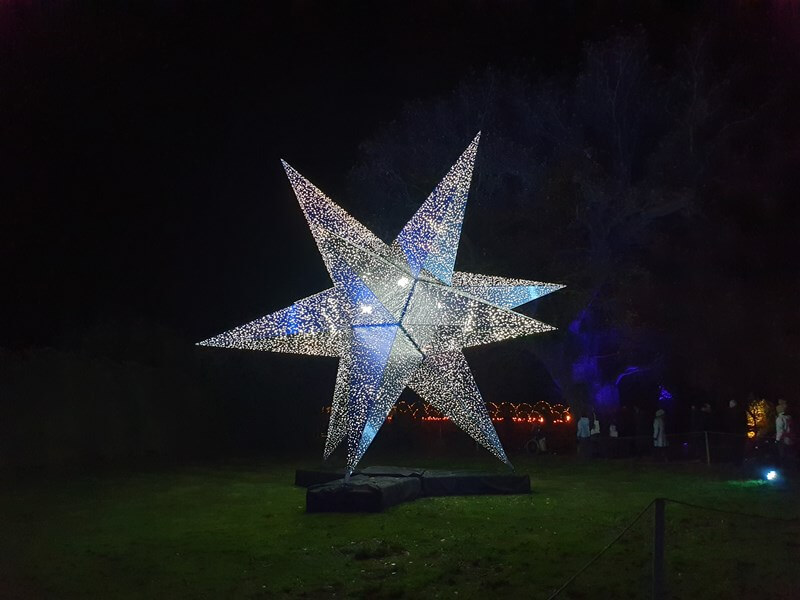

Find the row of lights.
[{"left": 323, "top": 400, "right": 573, "bottom": 424}]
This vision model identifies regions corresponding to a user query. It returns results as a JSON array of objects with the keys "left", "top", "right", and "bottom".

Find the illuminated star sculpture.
[{"left": 199, "top": 133, "right": 563, "bottom": 474}]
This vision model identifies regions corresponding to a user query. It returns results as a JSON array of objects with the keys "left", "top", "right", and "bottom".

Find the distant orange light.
[
  {"left": 747, "top": 430, "right": 756, "bottom": 439},
  {"left": 565, "top": 415, "right": 572, "bottom": 422}
]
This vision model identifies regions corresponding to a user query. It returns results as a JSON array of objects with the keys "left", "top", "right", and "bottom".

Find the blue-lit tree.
[{"left": 346, "top": 32, "right": 746, "bottom": 413}]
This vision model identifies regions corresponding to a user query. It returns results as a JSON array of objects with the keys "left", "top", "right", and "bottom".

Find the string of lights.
[{"left": 323, "top": 400, "right": 573, "bottom": 425}]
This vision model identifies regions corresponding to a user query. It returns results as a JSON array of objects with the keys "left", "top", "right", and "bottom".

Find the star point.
[{"left": 200, "top": 135, "right": 563, "bottom": 472}]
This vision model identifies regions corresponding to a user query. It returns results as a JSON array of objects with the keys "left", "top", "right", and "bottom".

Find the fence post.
[
  {"left": 704, "top": 431, "right": 711, "bottom": 465},
  {"left": 653, "top": 498, "right": 665, "bottom": 600}
]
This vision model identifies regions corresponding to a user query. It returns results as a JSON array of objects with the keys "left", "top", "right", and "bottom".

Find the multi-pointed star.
[{"left": 198, "top": 133, "right": 563, "bottom": 474}]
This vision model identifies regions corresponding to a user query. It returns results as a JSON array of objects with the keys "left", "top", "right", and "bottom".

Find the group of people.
[
  {"left": 573, "top": 398, "right": 795, "bottom": 465},
  {"left": 575, "top": 408, "right": 667, "bottom": 460}
]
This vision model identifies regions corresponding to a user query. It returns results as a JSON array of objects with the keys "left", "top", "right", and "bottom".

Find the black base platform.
[
  {"left": 300, "top": 466, "right": 531, "bottom": 513},
  {"left": 306, "top": 474, "right": 422, "bottom": 513}
]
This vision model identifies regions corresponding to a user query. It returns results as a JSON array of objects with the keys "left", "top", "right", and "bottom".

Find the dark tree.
[{"left": 346, "top": 29, "right": 797, "bottom": 412}]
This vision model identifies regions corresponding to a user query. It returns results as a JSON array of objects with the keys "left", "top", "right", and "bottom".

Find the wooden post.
[
  {"left": 704, "top": 431, "right": 711, "bottom": 465},
  {"left": 653, "top": 498, "right": 665, "bottom": 600}
]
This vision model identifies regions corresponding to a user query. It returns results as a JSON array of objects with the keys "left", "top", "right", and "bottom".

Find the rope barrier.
[
  {"left": 546, "top": 496, "right": 798, "bottom": 598},
  {"left": 546, "top": 499, "right": 655, "bottom": 599},
  {"left": 606, "top": 430, "right": 751, "bottom": 441}
]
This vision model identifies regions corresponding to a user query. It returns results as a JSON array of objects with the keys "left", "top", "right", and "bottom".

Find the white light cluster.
[{"left": 199, "top": 132, "right": 564, "bottom": 473}]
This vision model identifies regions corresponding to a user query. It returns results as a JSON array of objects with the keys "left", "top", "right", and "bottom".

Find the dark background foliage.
[{"left": 2, "top": 1, "right": 799, "bottom": 468}]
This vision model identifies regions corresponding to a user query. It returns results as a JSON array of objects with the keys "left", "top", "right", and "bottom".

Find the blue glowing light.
[
  {"left": 658, "top": 385, "right": 673, "bottom": 403},
  {"left": 614, "top": 365, "right": 648, "bottom": 386},
  {"left": 594, "top": 383, "right": 618, "bottom": 407},
  {"left": 765, "top": 470, "right": 778, "bottom": 481}
]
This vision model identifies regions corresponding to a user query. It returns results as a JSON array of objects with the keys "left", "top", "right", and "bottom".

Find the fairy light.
[
  {"left": 198, "top": 132, "right": 564, "bottom": 474},
  {"left": 326, "top": 400, "right": 573, "bottom": 425}
]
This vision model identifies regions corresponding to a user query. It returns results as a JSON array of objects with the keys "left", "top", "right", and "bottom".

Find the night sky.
[{"left": 2, "top": 1, "right": 799, "bottom": 403}]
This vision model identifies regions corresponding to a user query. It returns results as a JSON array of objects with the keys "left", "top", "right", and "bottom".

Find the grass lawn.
[{"left": 1, "top": 453, "right": 798, "bottom": 599}]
